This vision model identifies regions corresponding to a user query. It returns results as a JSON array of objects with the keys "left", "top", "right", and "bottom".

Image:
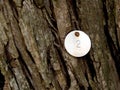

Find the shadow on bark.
[{"left": 0, "top": 71, "right": 5, "bottom": 90}]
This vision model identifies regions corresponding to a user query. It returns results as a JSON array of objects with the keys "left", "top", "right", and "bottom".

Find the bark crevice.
[
  {"left": 66, "top": 0, "right": 80, "bottom": 30},
  {"left": 17, "top": 48, "right": 35, "bottom": 90},
  {"left": 54, "top": 45, "right": 71, "bottom": 89},
  {"left": 86, "top": 55, "right": 96, "bottom": 81},
  {"left": 102, "top": 0, "right": 120, "bottom": 78},
  {"left": 0, "top": 71, "right": 5, "bottom": 90}
]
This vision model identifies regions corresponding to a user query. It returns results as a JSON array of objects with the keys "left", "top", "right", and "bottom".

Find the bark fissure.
[
  {"left": 33, "top": 0, "right": 44, "bottom": 9},
  {"left": 66, "top": 0, "right": 80, "bottom": 30},
  {"left": 104, "top": 25, "right": 120, "bottom": 78},
  {"left": 26, "top": 49, "right": 35, "bottom": 64},
  {"left": 68, "top": 61, "right": 85, "bottom": 89},
  {"left": 5, "top": 2, "right": 44, "bottom": 88},
  {"left": 54, "top": 45, "right": 71, "bottom": 89},
  {"left": 102, "top": 0, "right": 120, "bottom": 78},
  {"left": 17, "top": 49, "right": 35, "bottom": 90},
  {"left": 86, "top": 55, "right": 96, "bottom": 81},
  {"left": 107, "top": 0, "right": 120, "bottom": 50},
  {"left": 115, "top": 24, "right": 120, "bottom": 51},
  {"left": 0, "top": 71, "right": 5, "bottom": 90},
  {"left": 46, "top": 47, "right": 62, "bottom": 90},
  {"left": 42, "top": 8, "right": 57, "bottom": 32},
  {"left": 8, "top": 0, "right": 19, "bottom": 21},
  {"left": 4, "top": 43, "right": 20, "bottom": 90},
  {"left": 85, "top": 72, "right": 92, "bottom": 90}
]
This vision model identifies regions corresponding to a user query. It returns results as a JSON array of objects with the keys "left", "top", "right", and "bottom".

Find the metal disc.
[{"left": 64, "top": 30, "right": 91, "bottom": 57}]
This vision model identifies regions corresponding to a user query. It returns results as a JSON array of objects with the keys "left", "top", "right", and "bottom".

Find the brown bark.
[{"left": 0, "top": 0, "right": 120, "bottom": 90}]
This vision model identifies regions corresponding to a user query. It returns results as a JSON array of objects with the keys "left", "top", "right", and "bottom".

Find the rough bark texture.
[{"left": 0, "top": 0, "right": 120, "bottom": 90}]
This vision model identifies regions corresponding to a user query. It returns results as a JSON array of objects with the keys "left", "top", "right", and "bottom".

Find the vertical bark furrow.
[
  {"left": 46, "top": 47, "right": 62, "bottom": 90},
  {"left": 85, "top": 55, "right": 96, "bottom": 81},
  {"left": 102, "top": 0, "right": 120, "bottom": 79},
  {"left": 54, "top": 45, "right": 71, "bottom": 89},
  {"left": 33, "top": 0, "right": 44, "bottom": 8},
  {"left": 105, "top": 0, "right": 120, "bottom": 50},
  {"left": 0, "top": 71, "right": 5, "bottom": 90},
  {"left": 104, "top": 24, "right": 120, "bottom": 77},
  {"left": 52, "top": 0, "right": 71, "bottom": 43},
  {"left": 66, "top": 0, "right": 80, "bottom": 30},
  {"left": 17, "top": 49, "right": 35, "bottom": 90},
  {"left": 8, "top": 0, "right": 19, "bottom": 20},
  {"left": 3, "top": 1, "right": 45, "bottom": 89},
  {"left": 115, "top": 0, "right": 120, "bottom": 49},
  {"left": 50, "top": 44, "right": 69, "bottom": 89}
]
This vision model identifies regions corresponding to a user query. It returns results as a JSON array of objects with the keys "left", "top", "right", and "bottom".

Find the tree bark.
[{"left": 0, "top": 0, "right": 120, "bottom": 90}]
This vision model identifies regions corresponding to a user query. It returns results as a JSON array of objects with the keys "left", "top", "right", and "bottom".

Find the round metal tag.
[{"left": 64, "top": 30, "right": 91, "bottom": 57}]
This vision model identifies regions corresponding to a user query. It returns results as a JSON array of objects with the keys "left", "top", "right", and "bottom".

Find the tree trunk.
[{"left": 0, "top": 0, "right": 120, "bottom": 90}]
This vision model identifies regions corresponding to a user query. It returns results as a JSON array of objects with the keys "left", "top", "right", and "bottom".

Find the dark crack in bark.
[
  {"left": 0, "top": 71, "right": 5, "bottom": 90},
  {"left": 102, "top": 0, "right": 120, "bottom": 78}
]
